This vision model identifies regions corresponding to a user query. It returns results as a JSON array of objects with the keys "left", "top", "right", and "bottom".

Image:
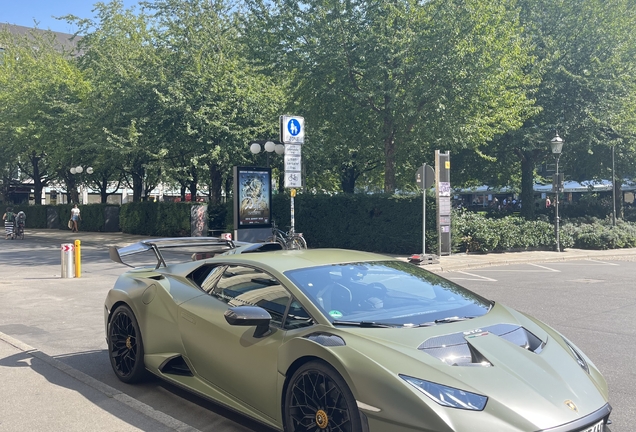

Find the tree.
[
  {"left": 0, "top": 27, "right": 89, "bottom": 204},
  {"left": 244, "top": 0, "right": 536, "bottom": 193},
  {"left": 506, "top": 0, "right": 636, "bottom": 219}
]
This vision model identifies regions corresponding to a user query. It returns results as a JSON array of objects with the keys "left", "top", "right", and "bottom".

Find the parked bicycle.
[{"left": 268, "top": 220, "right": 307, "bottom": 250}]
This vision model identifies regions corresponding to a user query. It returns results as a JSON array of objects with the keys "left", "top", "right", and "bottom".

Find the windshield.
[{"left": 285, "top": 261, "right": 492, "bottom": 327}]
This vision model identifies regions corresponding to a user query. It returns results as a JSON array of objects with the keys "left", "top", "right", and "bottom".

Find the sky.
[{"left": 1, "top": 0, "right": 140, "bottom": 34}]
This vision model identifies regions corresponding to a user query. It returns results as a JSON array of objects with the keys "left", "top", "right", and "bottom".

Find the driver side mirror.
[{"left": 224, "top": 306, "right": 272, "bottom": 338}]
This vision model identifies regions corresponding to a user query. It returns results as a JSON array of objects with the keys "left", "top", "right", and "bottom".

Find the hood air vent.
[{"left": 418, "top": 324, "right": 546, "bottom": 366}]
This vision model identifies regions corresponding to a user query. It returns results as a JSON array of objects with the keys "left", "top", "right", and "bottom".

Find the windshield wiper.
[
  {"left": 408, "top": 316, "right": 477, "bottom": 327},
  {"left": 332, "top": 320, "right": 394, "bottom": 328},
  {"left": 434, "top": 316, "right": 476, "bottom": 324}
]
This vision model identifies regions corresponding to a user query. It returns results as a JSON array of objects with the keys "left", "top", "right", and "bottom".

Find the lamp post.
[
  {"left": 612, "top": 144, "right": 616, "bottom": 226},
  {"left": 69, "top": 166, "right": 94, "bottom": 204},
  {"left": 550, "top": 133, "right": 564, "bottom": 252}
]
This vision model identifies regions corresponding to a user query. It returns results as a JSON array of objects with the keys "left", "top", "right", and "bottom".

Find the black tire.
[
  {"left": 108, "top": 304, "right": 146, "bottom": 383},
  {"left": 284, "top": 361, "right": 362, "bottom": 432}
]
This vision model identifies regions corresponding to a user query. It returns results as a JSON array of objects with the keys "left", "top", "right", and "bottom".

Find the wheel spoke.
[
  {"left": 288, "top": 369, "right": 353, "bottom": 432},
  {"left": 109, "top": 312, "right": 138, "bottom": 377}
]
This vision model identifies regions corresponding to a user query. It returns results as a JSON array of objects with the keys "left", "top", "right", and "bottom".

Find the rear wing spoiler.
[{"left": 109, "top": 237, "right": 283, "bottom": 269}]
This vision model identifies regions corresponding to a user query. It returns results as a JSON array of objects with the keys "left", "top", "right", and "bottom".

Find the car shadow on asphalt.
[{"left": 0, "top": 346, "right": 277, "bottom": 432}]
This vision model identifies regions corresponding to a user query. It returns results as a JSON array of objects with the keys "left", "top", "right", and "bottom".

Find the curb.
[{"left": 415, "top": 251, "right": 636, "bottom": 273}]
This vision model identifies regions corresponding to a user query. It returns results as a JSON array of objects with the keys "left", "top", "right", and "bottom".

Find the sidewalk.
[{"left": 24, "top": 228, "right": 636, "bottom": 272}]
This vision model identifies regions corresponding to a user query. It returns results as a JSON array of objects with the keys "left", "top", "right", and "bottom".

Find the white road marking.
[
  {"left": 528, "top": 263, "right": 560, "bottom": 272},
  {"left": 449, "top": 271, "right": 497, "bottom": 282},
  {"left": 584, "top": 259, "right": 619, "bottom": 266}
]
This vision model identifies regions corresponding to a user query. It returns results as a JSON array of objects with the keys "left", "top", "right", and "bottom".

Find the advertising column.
[{"left": 435, "top": 150, "right": 451, "bottom": 256}]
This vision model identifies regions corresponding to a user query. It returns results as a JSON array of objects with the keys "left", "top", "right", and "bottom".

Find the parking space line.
[
  {"left": 528, "top": 263, "right": 560, "bottom": 272},
  {"left": 449, "top": 271, "right": 497, "bottom": 282},
  {"left": 584, "top": 259, "right": 620, "bottom": 266}
]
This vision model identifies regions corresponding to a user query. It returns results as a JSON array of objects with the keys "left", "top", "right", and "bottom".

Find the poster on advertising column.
[{"left": 233, "top": 166, "right": 272, "bottom": 228}]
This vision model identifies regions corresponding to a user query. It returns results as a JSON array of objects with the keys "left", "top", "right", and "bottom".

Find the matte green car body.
[{"left": 104, "top": 248, "right": 611, "bottom": 432}]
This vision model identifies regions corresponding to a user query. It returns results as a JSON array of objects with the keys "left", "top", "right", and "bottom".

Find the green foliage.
[
  {"left": 120, "top": 201, "right": 192, "bottom": 237},
  {"left": 244, "top": 0, "right": 536, "bottom": 192},
  {"left": 562, "top": 218, "right": 636, "bottom": 249},
  {"left": 452, "top": 210, "right": 572, "bottom": 252}
]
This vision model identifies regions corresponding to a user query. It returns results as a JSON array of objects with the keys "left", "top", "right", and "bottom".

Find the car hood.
[{"left": 337, "top": 303, "right": 609, "bottom": 430}]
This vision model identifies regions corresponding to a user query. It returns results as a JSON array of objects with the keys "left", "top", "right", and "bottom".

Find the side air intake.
[{"left": 159, "top": 355, "right": 194, "bottom": 376}]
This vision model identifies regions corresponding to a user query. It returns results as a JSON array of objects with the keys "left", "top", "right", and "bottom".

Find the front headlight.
[{"left": 400, "top": 375, "right": 488, "bottom": 411}]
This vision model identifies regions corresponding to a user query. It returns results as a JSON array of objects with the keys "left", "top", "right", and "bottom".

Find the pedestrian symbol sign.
[{"left": 280, "top": 115, "right": 304, "bottom": 144}]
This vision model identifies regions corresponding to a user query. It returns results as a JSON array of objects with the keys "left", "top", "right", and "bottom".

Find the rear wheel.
[
  {"left": 108, "top": 305, "right": 146, "bottom": 383},
  {"left": 287, "top": 235, "right": 307, "bottom": 250},
  {"left": 284, "top": 361, "right": 362, "bottom": 432}
]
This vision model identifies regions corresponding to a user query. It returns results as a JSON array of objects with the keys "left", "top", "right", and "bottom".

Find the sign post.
[
  {"left": 280, "top": 115, "right": 305, "bottom": 232},
  {"left": 410, "top": 164, "right": 437, "bottom": 265}
]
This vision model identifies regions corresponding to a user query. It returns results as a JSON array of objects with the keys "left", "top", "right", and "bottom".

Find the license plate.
[{"left": 582, "top": 419, "right": 605, "bottom": 432}]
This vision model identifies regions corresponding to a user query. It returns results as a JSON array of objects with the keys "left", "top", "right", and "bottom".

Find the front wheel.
[
  {"left": 108, "top": 304, "right": 146, "bottom": 383},
  {"left": 284, "top": 361, "right": 362, "bottom": 432}
]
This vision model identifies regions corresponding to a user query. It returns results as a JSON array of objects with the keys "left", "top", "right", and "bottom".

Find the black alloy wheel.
[
  {"left": 284, "top": 361, "right": 362, "bottom": 432},
  {"left": 108, "top": 304, "right": 146, "bottom": 383}
]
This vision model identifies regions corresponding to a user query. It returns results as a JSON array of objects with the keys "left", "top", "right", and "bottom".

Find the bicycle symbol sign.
[{"left": 285, "top": 172, "right": 302, "bottom": 188}]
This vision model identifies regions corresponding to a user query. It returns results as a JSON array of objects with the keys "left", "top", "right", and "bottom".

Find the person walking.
[
  {"left": 3, "top": 207, "right": 15, "bottom": 239},
  {"left": 70, "top": 204, "right": 82, "bottom": 233}
]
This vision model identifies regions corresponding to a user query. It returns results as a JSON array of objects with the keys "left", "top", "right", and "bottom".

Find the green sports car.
[{"left": 105, "top": 238, "right": 612, "bottom": 432}]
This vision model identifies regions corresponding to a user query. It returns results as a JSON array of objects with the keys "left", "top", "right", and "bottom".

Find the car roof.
[{"left": 211, "top": 248, "right": 397, "bottom": 273}]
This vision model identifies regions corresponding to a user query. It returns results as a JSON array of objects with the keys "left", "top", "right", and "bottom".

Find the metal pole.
[
  {"left": 422, "top": 164, "right": 426, "bottom": 255},
  {"left": 290, "top": 189, "right": 296, "bottom": 232},
  {"left": 612, "top": 145, "right": 616, "bottom": 226},
  {"left": 555, "top": 155, "right": 560, "bottom": 252}
]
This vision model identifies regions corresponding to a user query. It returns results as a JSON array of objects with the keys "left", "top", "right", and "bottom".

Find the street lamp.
[
  {"left": 550, "top": 133, "right": 564, "bottom": 252},
  {"left": 249, "top": 140, "right": 284, "bottom": 166},
  {"left": 69, "top": 166, "right": 94, "bottom": 203}
]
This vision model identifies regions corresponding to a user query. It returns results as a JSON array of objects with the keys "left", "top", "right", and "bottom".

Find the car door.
[{"left": 179, "top": 264, "right": 308, "bottom": 420}]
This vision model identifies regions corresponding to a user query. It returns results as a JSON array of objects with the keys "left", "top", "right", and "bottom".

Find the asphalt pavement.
[{"left": 1, "top": 228, "right": 635, "bottom": 432}]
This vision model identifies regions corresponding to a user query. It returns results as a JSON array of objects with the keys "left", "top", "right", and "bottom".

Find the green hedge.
[
  {"left": 452, "top": 210, "right": 573, "bottom": 253},
  {"left": 7, "top": 204, "right": 48, "bottom": 228},
  {"left": 119, "top": 201, "right": 193, "bottom": 236},
  {"left": 207, "top": 193, "right": 438, "bottom": 254},
  {"left": 5, "top": 203, "right": 118, "bottom": 231}
]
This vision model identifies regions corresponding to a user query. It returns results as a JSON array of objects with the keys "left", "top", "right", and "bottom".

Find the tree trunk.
[
  {"left": 519, "top": 150, "right": 536, "bottom": 220},
  {"left": 614, "top": 179, "right": 623, "bottom": 220},
  {"left": 383, "top": 117, "right": 396, "bottom": 193},
  {"left": 340, "top": 165, "right": 356, "bottom": 193},
  {"left": 208, "top": 163, "right": 223, "bottom": 205},
  {"left": 188, "top": 165, "right": 198, "bottom": 201},
  {"left": 30, "top": 155, "right": 45, "bottom": 205}
]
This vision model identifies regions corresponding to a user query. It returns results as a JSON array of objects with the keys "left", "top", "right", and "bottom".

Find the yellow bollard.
[{"left": 74, "top": 239, "right": 81, "bottom": 278}]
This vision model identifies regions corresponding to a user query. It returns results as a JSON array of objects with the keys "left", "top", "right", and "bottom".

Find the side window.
[
  {"left": 189, "top": 265, "right": 226, "bottom": 292},
  {"left": 283, "top": 298, "right": 314, "bottom": 330},
  {"left": 212, "top": 265, "right": 293, "bottom": 327}
]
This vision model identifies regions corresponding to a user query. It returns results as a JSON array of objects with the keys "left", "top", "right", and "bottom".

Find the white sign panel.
[
  {"left": 285, "top": 172, "right": 302, "bottom": 188},
  {"left": 285, "top": 156, "right": 302, "bottom": 171},
  {"left": 438, "top": 181, "right": 451, "bottom": 197},
  {"left": 284, "top": 144, "right": 301, "bottom": 156},
  {"left": 280, "top": 115, "right": 304, "bottom": 144}
]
